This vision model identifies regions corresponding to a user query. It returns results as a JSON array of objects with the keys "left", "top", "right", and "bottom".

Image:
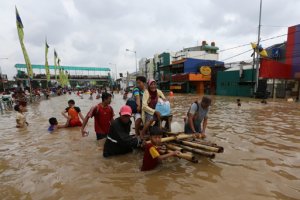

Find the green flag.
[
  {"left": 45, "top": 39, "right": 50, "bottom": 81},
  {"left": 16, "top": 7, "right": 33, "bottom": 78}
]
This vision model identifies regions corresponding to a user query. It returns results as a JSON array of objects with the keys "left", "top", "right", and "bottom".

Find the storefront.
[{"left": 259, "top": 24, "right": 300, "bottom": 100}]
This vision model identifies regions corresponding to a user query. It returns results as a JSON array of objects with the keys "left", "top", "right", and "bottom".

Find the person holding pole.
[
  {"left": 184, "top": 96, "right": 211, "bottom": 138},
  {"left": 103, "top": 105, "right": 143, "bottom": 157},
  {"left": 141, "top": 126, "right": 180, "bottom": 171}
]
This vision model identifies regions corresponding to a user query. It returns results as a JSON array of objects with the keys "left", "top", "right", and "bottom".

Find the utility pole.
[
  {"left": 255, "top": 0, "right": 263, "bottom": 94},
  {"left": 126, "top": 49, "right": 138, "bottom": 75},
  {"left": 135, "top": 51, "right": 138, "bottom": 75},
  {"left": 109, "top": 63, "right": 117, "bottom": 81},
  {"left": 145, "top": 59, "right": 149, "bottom": 79}
]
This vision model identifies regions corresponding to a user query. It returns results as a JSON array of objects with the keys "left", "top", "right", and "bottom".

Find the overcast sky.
[{"left": 1, "top": 0, "right": 300, "bottom": 79}]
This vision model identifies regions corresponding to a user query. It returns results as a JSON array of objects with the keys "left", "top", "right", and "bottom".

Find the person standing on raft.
[
  {"left": 184, "top": 96, "right": 211, "bottom": 138},
  {"left": 103, "top": 105, "right": 144, "bottom": 157}
]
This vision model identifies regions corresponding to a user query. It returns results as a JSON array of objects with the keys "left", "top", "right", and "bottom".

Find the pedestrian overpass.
[{"left": 15, "top": 64, "right": 112, "bottom": 82}]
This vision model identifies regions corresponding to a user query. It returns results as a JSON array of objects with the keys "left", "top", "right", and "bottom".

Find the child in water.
[
  {"left": 237, "top": 99, "right": 241, "bottom": 107},
  {"left": 141, "top": 126, "right": 180, "bottom": 171},
  {"left": 261, "top": 99, "right": 267, "bottom": 104},
  {"left": 14, "top": 104, "right": 28, "bottom": 128},
  {"left": 48, "top": 117, "right": 69, "bottom": 132},
  {"left": 61, "top": 99, "right": 84, "bottom": 127}
]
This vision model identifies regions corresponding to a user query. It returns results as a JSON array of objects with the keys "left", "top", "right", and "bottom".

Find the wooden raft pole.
[
  {"left": 160, "top": 134, "right": 194, "bottom": 143},
  {"left": 175, "top": 144, "right": 216, "bottom": 159},
  {"left": 190, "top": 139, "right": 224, "bottom": 152},
  {"left": 176, "top": 140, "right": 223, "bottom": 153},
  {"left": 159, "top": 148, "right": 198, "bottom": 163},
  {"left": 166, "top": 143, "right": 215, "bottom": 159},
  {"left": 177, "top": 152, "right": 198, "bottom": 163},
  {"left": 165, "top": 144, "right": 185, "bottom": 153}
]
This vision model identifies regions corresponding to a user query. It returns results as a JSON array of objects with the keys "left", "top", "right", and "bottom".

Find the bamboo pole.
[
  {"left": 188, "top": 139, "right": 224, "bottom": 152},
  {"left": 166, "top": 144, "right": 185, "bottom": 153},
  {"left": 177, "top": 152, "right": 198, "bottom": 163},
  {"left": 188, "top": 138, "right": 217, "bottom": 146},
  {"left": 175, "top": 144, "right": 216, "bottom": 159},
  {"left": 159, "top": 148, "right": 198, "bottom": 163},
  {"left": 166, "top": 133, "right": 224, "bottom": 152},
  {"left": 160, "top": 134, "right": 194, "bottom": 143},
  {"left": 166, "top": 132, "right": 182, "bottom": 135},
  {"left": 177, "top": 140, "right": 222, "bottom": 153}
]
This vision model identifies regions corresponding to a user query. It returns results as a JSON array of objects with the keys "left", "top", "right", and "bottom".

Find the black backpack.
[{"left": 187, "top": 101, "right": 199, "bottom": 116}]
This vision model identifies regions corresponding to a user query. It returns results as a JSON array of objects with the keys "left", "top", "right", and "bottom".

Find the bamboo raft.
[{"left": 148, "top": 132, "right": 224, "bottom": 163}]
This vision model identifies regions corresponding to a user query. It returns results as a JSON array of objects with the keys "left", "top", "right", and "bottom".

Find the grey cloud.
[{"left": 1, "top": 0, "right": 300, "bottom": 79}]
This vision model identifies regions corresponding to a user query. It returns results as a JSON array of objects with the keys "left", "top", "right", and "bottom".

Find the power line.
[
  {"left": 185, "top": 32, "right": 294, "bottom": 59},
  {"left": 221, "top": 49, "right": 253, "bottom": 62},
  {"left": 261, "top": 24, "right": 290, "bottom": 28},
  {"left": 213, "top": 31, "right": 300, "bottom": 62},
  {"left": 219, "top": 44, "right": 250, "bottom": 52},
  {"left": 260, "top": 33, "right": 287, "bottom": 42},
  {"left": 178, "top": 30, "right": 300, "bottom": 63}
]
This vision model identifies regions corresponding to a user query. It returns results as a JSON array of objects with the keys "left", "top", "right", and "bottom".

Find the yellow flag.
[
  {"left": 45, "top": 39, "right": 50, "bottom": 81},
  {"left": 251, "top": 42, "right": 268, "bottom": 57},
  {"left": 16, "top": 7, "right": 33, "bottom": 78}
]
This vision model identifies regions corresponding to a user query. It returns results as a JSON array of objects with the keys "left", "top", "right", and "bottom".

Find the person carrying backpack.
[
  {"left": 81, "top": 92, "right": 114, "bottom": 141},
  {"left": 184, "top": 96, "right": 211, "bottom": 138},
  {"left": 126, "top": 76, "right": 147, "bottom": 136}
]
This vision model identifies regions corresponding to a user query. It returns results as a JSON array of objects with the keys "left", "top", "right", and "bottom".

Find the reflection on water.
[{"left": 0, "top": 93, "right": 299, "bottom": 200}]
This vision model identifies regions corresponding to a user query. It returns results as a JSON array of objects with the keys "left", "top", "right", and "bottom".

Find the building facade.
[
  {"left": 216, "top": 62, "right": 255, "bottom": 97},
  {"left": 159, "top": 58, "right": 224, "bottom": 94},
  {"left": 173, "top": 41, "right": 219, "bottom": 61},
  {"left": 259, "top": 24, "right": 300, "bottom": 99},
  {"left": 138, "top": 58, "right": 147, "bottom": 76}
]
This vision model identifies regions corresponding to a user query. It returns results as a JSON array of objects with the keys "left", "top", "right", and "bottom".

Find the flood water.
[{"left": 0, "top": 93, "right": 299, "bottom": 200}]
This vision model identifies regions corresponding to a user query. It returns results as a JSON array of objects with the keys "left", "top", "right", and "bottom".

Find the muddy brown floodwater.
[{"left": 0, "top": 93, "right": 299, "bottom": 200}]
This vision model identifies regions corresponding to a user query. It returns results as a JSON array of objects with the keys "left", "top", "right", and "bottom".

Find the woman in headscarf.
[{"left": 141, "top": 79, "right": 166, "bottom": 138}]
